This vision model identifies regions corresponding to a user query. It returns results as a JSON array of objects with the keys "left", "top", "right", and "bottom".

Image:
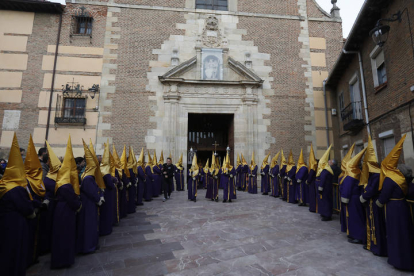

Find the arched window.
[{"left": 196, "top": 0, "right": 228, "bottom": 11}]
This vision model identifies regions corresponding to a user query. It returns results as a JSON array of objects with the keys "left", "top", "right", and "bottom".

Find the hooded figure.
[
  {"left": 286, "top": 150, "right": 297, "bottom": 204},
  {"left": 117, "top": 145, "right": 129, "bottom": 219},
  {"left": 307, "top": 144, "right": 318, "bottom": 212},
  {"left": 174, "top": 153, "right": 185, "bottom": 191},
  {"left": 270, "top": 152, "right": 280, "bottom": 197},
  {"left": 112, "top": 144, "right": 125, "bottom": 219},
  {"left": 240, "top": 153, "right": 249, "bottom": 191},
  {"left": 235, "top": 154, "right": 243, "bottom": 191},
  {"left": 296, "top": 149, "right": 309, "bottom": 206},
  {"left": 359, "top": 137, "right": 387, "bottom": 256},
  {"left": 24, "top": 134, "right": 46, "bottom": 267},
  {"left": 203, "top": 158, "right": 210, "bottom": 189},
  {"left": 152, "top": 150, "right": 162, "bottom": 197},
  {"left": 158, "top": 151, "right": 164, "bottom": 194},
  {"left": 144, "top": 151, "right": 154, "bottom": 201},
  {"left": 339, "top": 143, "right": 355, "bottom": 233},
  {"left": 109, "top": 150, "right": 120, "bottom": 225},
  {"left": 99, "top": 141, "right": 116, "bottom": 236},
  {"left": 51, "top": 135, "right": 82, "bottom": 269},
  {"left": 279, "top": 150, "right": 288, "bottom": 200},
  {"left": 76, "top": 140, "right": 103, "bottom": 254},
  {"left": 376, "top": 135, "right": 414, "bottom": 271},
  {"left": 126, "top": 146, "right": 137, "bottom": 214},
  {"left": 222, "top": 152, "right": 237, "bottom": 202},
  {"left": 206, "top": 153, "right": 215, "bottom": 200},
  {"left": 248, "top": 152, "right": 258, "bottom": 194},
  {"left": 136, "top": 148, "right": 146, "bottom": 206},
  {"left": 260, "top": 153, "right": 271, "bottom": 195},
  {"left": 0, "top": 133, "right": 35, "bottom": 275},
  {"left": 39, "top": 140, "right": 61, "bottom": 255},
  {"left": 188, "top": 154, "right": 198, "bottom": 202},
  {"left": 205, "top": 158, "right": 213, "bottom": 199},
  {"left": 341, "top": 148, "right": 367, "bottom": 244},
  {"left": 316, "top": 145, "right": 334, "bottom": 221}
]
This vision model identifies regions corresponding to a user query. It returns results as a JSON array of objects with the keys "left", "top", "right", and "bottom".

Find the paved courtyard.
[{"left": 28, "top": 190, "right": 413, "bottom": 276}]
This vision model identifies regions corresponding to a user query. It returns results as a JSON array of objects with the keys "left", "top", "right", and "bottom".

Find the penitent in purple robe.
[
  {"left": 112, "top": 176, "right": 120, "bottom": 226},
  {"left": 307, "top": 169, "right": 317, "bottom": 212},
  {"left": 174, "top": 166, "right": 184, "bottom": 191},
  {"left": 248, "top": 165, "right": 258, "bottom": 194},
  {"left": 361, "top": 173, "right": 387, "bottom": 256},
  {"left": 100, "top": 174, "right": 115, "bottom": 236},
  {"left": 199, "top": 168, "right": 206, "bottom": 189},
  {"left": 377, "top": 178, "right": 414, "bottom": 271},
  {"left": 144, "top": 166, "right": 154, "bottom": 201},
  {"left": 51, "top": 184, "right": 81, "bottom": 268},
  {"left": 153, "top": 166, "right": 162, "bottom": 197},
  {"left": 119, "top": 172, "right": 129, "bottom": 219},
  {"left": 241, "top": 165, "right": 249, "bottom": 191},
  {"left": 187, "top": 170, "right": 197, "bottom": 201},
  {"left": 76, "top": 175, "right": 100, "bottom": 254},
  {"left": 271, "top": 165, "right": 280, "bottom": 197},
  {"left": 0, "top": 187, "right": 34, "bottom": 275},
  {"left": 27, "top": 183, "right": 43, "bottom": 267},
  {"left": 136, "top": 166, "right": 145, "bottom": 205},
  {"left": 39, "top": 177, "right": 56, "bottom": 255},
  {"left": 341, "top": 176, "right": 366, "bottom": 242},
  {"left": 279, "top": 165, "right": 287, "bottom": 200},
  {"left": 260, "top": 164, "right": 270, "bottom": 194},
  {"left": 205, "top": 171, "right": 213, "bottom": 199},
  {"left": 287, "top": 166, "right": 297, "bottom": 203},
  {"left": 222, "top": 167, "right": 237, "bottom": 201},
  {"left": 296, "top": 166, "right": 309, "bottom": 204},
  {"left": 317, "top": 170, "right": 333, "bottom": 218},
  {"left": 236, "top": 164, "right": 242, "bottom": 190},
  {"left": 127, "top": 168, "right": 136, "bottom": 214}
]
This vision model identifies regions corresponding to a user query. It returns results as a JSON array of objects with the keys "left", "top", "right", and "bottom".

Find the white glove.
[
  {"left": 193, "top": 177, "right": 196, "bottom": 180},
  {"left": 42, "top": 199, "right": 50, "bottom": 207},
  {"left": 97, "top": 197, "right": 105, "bottom": 206},
  {"left": 127, "top": 182, "right": 132, "bottom": 188},
  {"left": 287, "top": 177, "right": 291, "bottom": 181},
  {"left": 284, "top": 176, "right": 288, "bottom": 179},
  {"left": 27, "top": 211, "right": 36, "bottom": 219},
  {"left": 101, "top": 188, "right": 105, "bottom": 192},
  {"left": 77, "top": 204, "right": 82, "bottom": 213},
  {"left": 252, "top": 175, "right": 256, "bottom": 177},
  {"left": 119, "top": 184, "right": 124, "bottom": 190},
  {"left": 297, "top": 179, "right": 301, "bottom": 183},
  {"left": 360, "top": 195, "right": 367, "bottom": 203},
  {"left": 230, "top": 175, "right": 234, "bottom": 178},
  {"left": 249, "top": 174, "right": 252, "bottom": 177}
]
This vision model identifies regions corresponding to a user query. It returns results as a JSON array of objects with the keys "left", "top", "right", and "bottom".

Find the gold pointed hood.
[
  {"left": 82, "top": 139, "right": 98, "bottom": 180},
  {"left": 296, "top": 149, "right": 307, "bottom": 173},
  {"left": 56, "top": 135, "right": 80, "bottom": 195},
  {"left": 136, "top": 148, "right": 145, "bottom": 169},
  {"left": 112, "top": 144, "right": 123, "bottom": 177},
  {"left": 127, "top": 146, "right": 134, "bottom": 171},
  {"left": 191, "top": 154, "right": 199, "bottom": 177},
  {"left": 250, "top": 151, "right": 256, "bottom": 169},
  {"left": 286, "top": 150, "right": 295, "bottom": 173},
  {"left": 270, "top": 151, "right": 280, "bottom": 169},
  {"left": 316, "top": 145, "right": 333, "bottom": 177},
  {"left": 204, "top": 158, "right": 210, "bottom": 173},
  {"left": 24, "top": 134, "right": 45, "bottom": 197},
  {"left": 241, "top": 153, "right": 247, "bottom": 166},
  {"left": 121, "top": 145, "right": 131, "bottom": 178},
  {"left": 45, "top": 140, "right": 61, "bottom": 181},
  {"left": 222, "top": 154, "right": 227, "bottom": 170},
  {"left": 345, "top": 148, "right": 367, "bottom": 182},
  {"left": 158, "top": 150, "right": 164, "bottom": 165},
  {"left": 236, "top": 154, "right": 241, "bottom": 166},
  {"left": 360, "top": 137, "right": 380, "bottom": 188},
  {"left": 130, "top": 146, "right": 138, "bottom": 175},
  {"left": 87, "top": 139, "right": 106, "bottom": 189},
  {"left": 146, "top": 150, "right": 154, "bottom": 173},
  {"left": 109, "top": 150, "right": 116, "bottom": 177},
  {"left": 339, "top": 143, "right": 355, "bottom": 181},
  {"left": 281, "top": 150, "right": 287, "bottom": 167},
  {"left": 153, "top": 150, "right": 158, "bottom": 167},
  {"left": 226, "top": 151, "right": 233, "bottom": 170},
  {"left": 379, "top": 134, "right": 407, "bottom": 193},
  {"left": 308, "top": 144, "right": 318, "bottom": 173},
  {"left": 175, "top": 152, "right": 183, "bottom": 170},
  {"left": 100, "top": 142, "right": 111, "bottom": 176},
  {"left": 209, "top": 152, "right": 216, "bottom": 173},
  {"left": 0, "top": 133, "right": 31, "bottom": 199},
  {"left": 261, "top": 153, "right": 270, "bottom": 169}
]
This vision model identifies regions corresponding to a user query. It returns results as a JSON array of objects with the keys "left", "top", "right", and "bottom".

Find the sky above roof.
[{"left": 316, "top": 0, "right": 364, "bottom": 38}]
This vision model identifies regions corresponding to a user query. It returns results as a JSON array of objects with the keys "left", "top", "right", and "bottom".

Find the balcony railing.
[{"left": 341, "top": 101, "right": 364, "bottom": 132}]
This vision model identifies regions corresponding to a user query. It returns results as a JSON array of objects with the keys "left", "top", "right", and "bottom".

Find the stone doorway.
[{"left": 187, "top": 113, "right": 234, "bottom": 167}]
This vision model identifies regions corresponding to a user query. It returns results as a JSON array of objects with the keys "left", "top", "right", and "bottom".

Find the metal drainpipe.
[
  {"left": 342, "top": 49, "right": 371, "bottom": 136},
  {"left": 45, "top": 12, "right": 63, "bottom": 145},
  {"left": 323, "top": 79, "right": 330, "bottom": 147}
]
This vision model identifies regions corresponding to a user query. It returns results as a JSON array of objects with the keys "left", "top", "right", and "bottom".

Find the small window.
[
  {"left": 370, "top": 46, "right": 387, "bottom": 88},
  {"left": 63, "top": 98, "right": 86, "bottom": 118},
  {"left": 196, "top": 0, "right": 228, "bottom": 11},
  {"left": 355, "top": 144, "right": 364, "bottom": 154},
  {"left": 383, "top": 136, "right": 395, "bottom": 157},
  {"left": 75, "top": 17, "right": 93, "bottom": 35},
  {"left": 377, "top": 63, "right": 387, "bottom": 85}
]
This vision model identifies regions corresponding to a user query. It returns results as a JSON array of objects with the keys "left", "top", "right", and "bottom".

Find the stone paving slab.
[{"left": 28, "top": 190, "right": 413, "bottom": 276}]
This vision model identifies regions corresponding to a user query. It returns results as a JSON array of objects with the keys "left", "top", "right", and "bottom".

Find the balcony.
[{"left": 341, "top": 101, "right": 364, "bottom": 133}]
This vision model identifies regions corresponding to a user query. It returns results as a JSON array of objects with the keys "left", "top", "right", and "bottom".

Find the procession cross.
[{"left": 212, "top": 141, "right": 219, "bottom": 154}]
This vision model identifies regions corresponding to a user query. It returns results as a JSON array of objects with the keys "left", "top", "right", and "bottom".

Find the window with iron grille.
[
  {"left": 71, "top": 6, "right": 93, "bottom": 39},
  {"left": 55, "top": 95, "right": 87, "bottom": 127},
  {"left": 196, "top": 0, "right": 228, "bottom": 11}
]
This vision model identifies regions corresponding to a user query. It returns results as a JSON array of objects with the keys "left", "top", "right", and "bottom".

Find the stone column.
[{"left": 163, "top": 83, "right": 180, "bottom": 160}]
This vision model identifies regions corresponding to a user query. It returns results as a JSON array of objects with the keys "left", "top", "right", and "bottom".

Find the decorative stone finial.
[{"left": 331, "top": 0, "right": 340, "bottom": 19}]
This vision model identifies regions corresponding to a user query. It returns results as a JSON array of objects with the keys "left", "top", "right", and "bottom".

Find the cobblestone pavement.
[{"left": 28, "top": 189, "right": 413, "bottom": 276}]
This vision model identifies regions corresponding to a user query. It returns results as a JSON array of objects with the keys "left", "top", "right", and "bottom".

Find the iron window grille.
[{"left": 70, "top": 6, "right": 93, "bottom": 43}]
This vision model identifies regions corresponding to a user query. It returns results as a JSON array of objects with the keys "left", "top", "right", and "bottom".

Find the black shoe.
[
  {"left": 298, "top": 203, "right": 304, "bottom": 206},
  {"left": 262, "top": 193, "right": 268, "bottom": 195},
  {"left": 348, "top": 239, "right": 363, "bottom": 244},
  {"left": 229, "top": 199, "right": 232, "bottom": 202},
  {"left": 136, "top": 203, "right": 144, "bottom": 206},
  {"left": 215, "top": 198, "right": 219, "bottom": 202},
  {"left": 321, "top": 217, "right": 332, "bottom": 221},
  {"left": 223, "top": 200, "right": 227, "bottom": 203},
  {"left": 194, "top": 198, "right": 196, "bottom": 202},
  {"left": 211, "top": 198, "right": 214, "bottom": 201}
]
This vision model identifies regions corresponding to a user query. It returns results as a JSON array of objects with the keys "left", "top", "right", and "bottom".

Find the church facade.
[{"left": 0, "top": 0, "right": 342, "bottom": 165}]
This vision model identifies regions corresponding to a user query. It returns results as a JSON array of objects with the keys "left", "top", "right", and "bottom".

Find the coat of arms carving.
[{"left": 201, "top": 16, "right": 223, "bottom": 47}]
